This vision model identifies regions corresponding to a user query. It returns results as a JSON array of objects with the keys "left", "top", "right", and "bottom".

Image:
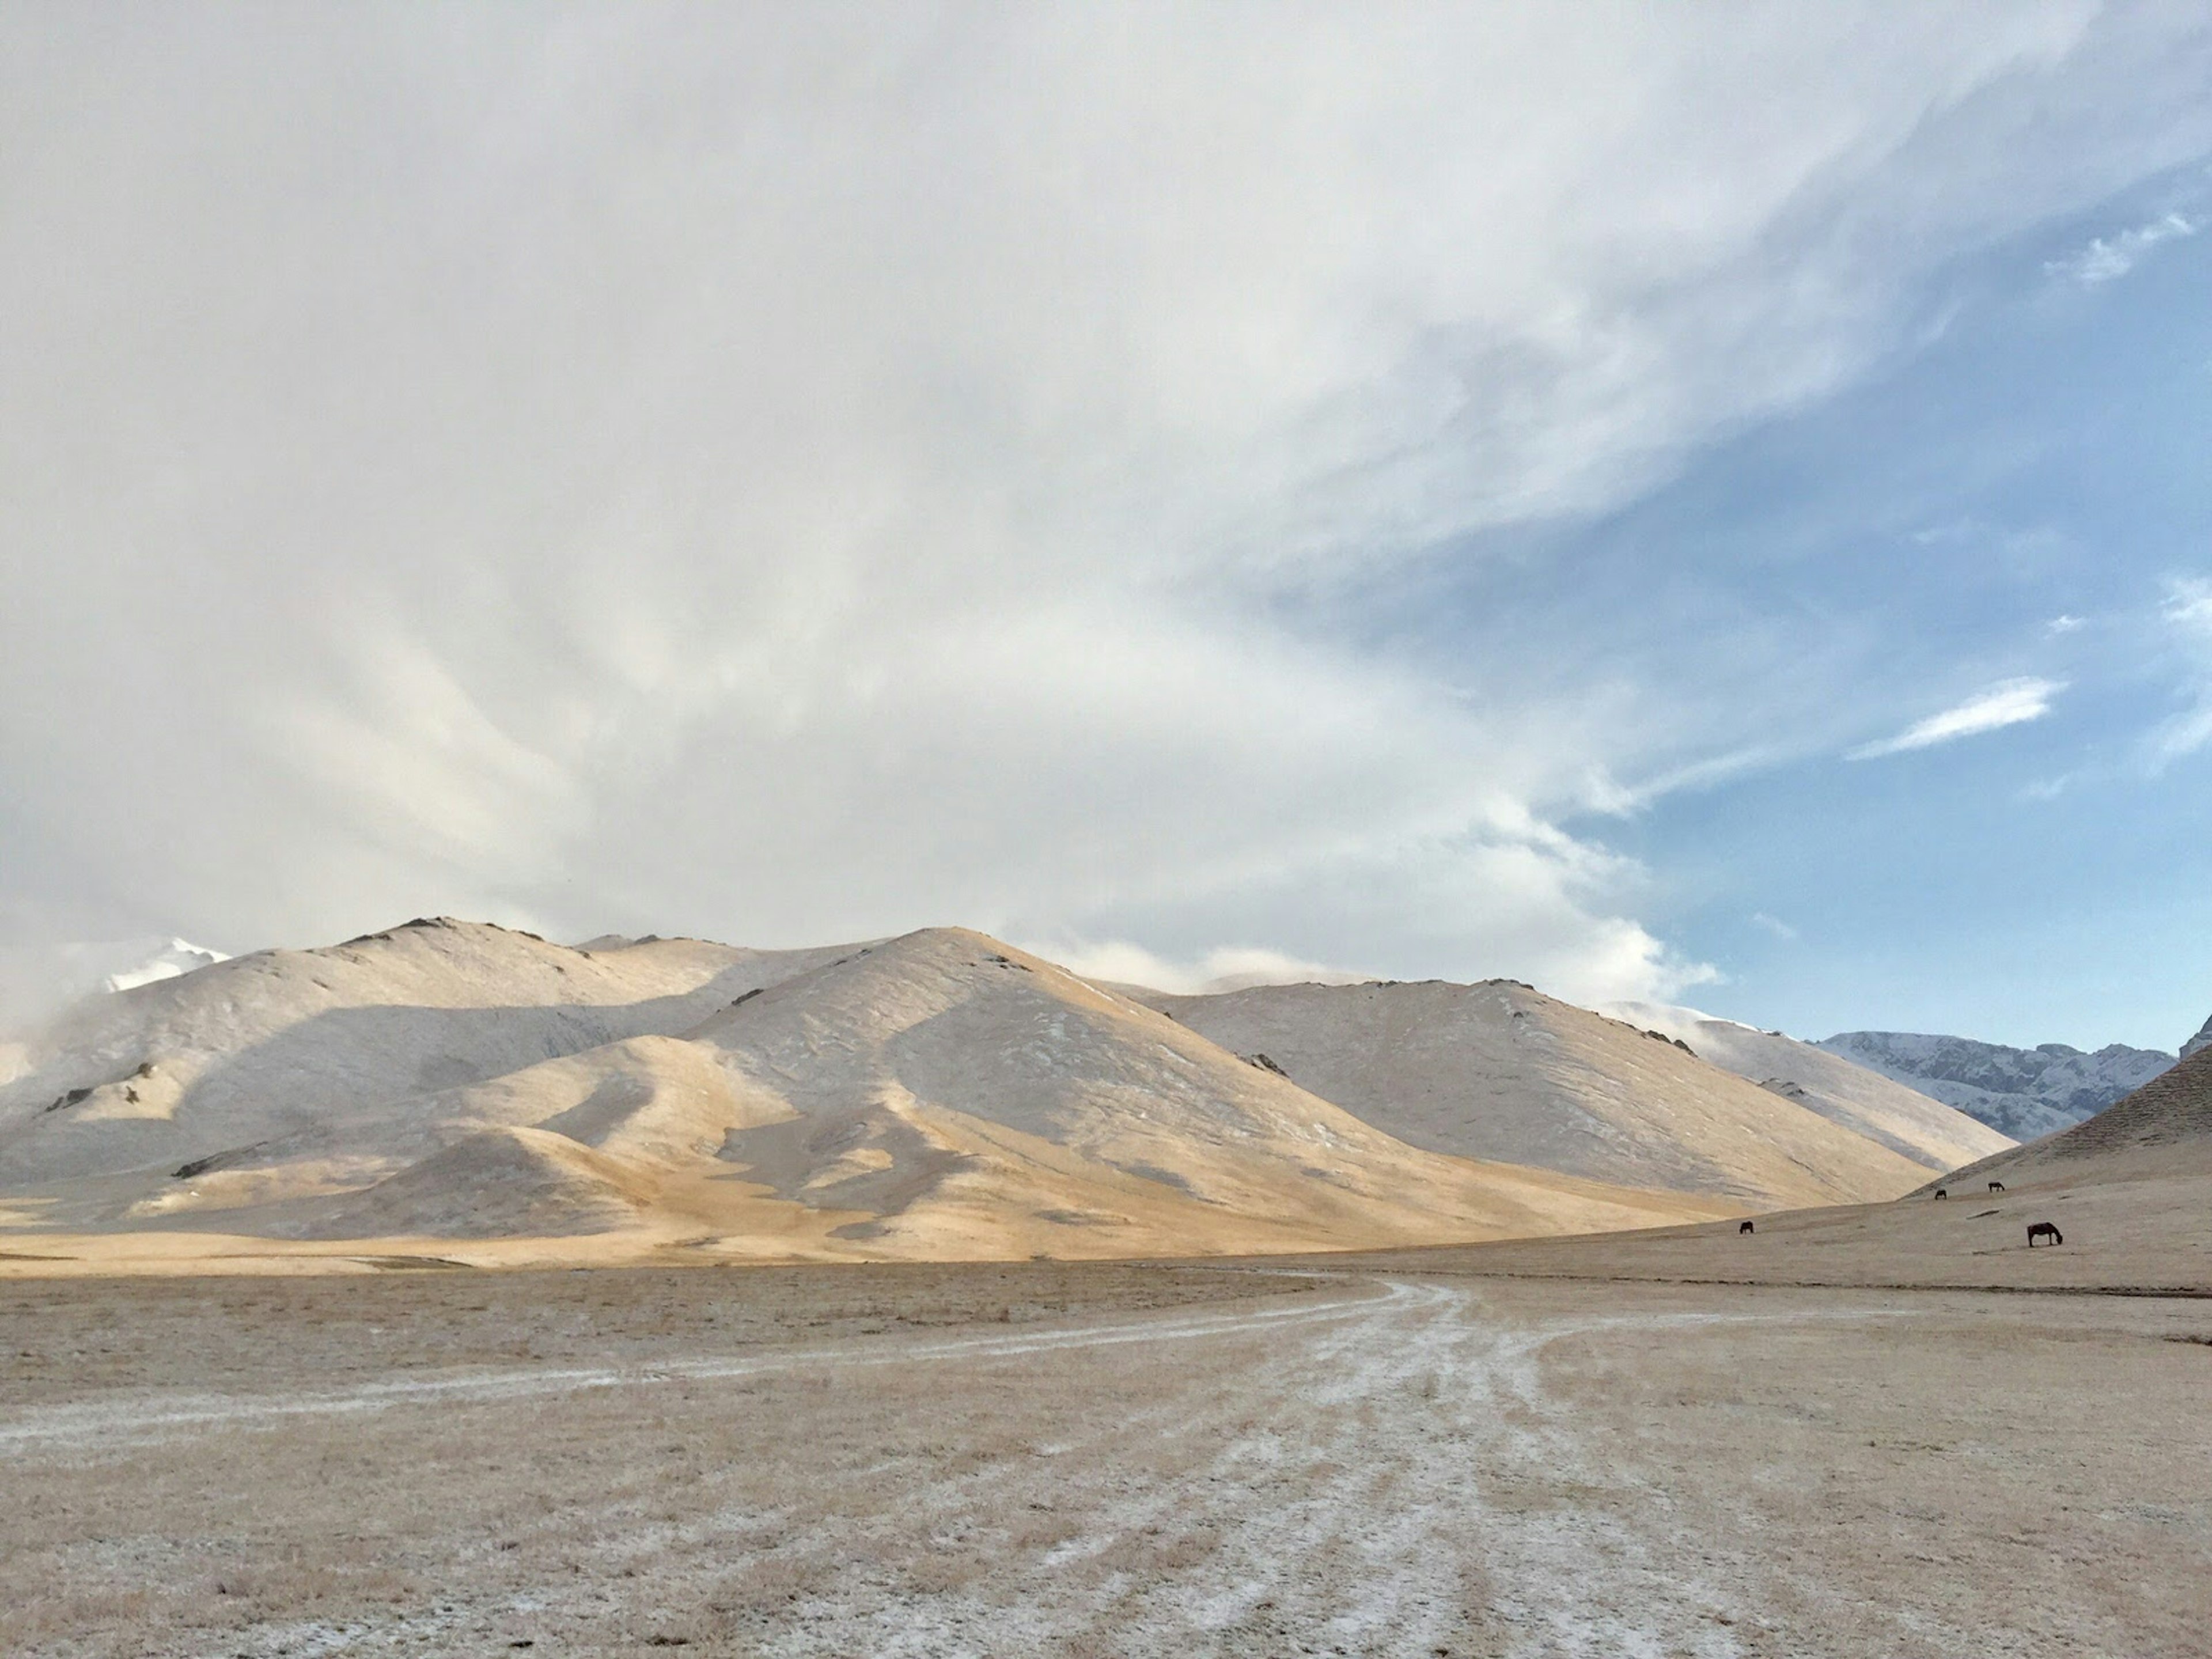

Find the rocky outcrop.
[{"left": 2182, "top": 1015, "right": 2212, "bottom": 1062}]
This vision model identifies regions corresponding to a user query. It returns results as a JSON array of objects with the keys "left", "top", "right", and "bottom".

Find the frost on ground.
[{"left": 3, "top": 1264, "right": 2207, "bottom": 1657}]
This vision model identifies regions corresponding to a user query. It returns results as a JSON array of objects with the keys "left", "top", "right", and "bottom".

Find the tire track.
[{"left": 0, "top": 1277, "right": 1401, "bottom": 1454}]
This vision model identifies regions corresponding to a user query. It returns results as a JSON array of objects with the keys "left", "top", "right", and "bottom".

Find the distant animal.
[
  {"left": 2027, "top": 1222, "right": 2063, "bottom": 1248},
  {"left": 1933, "top": 1188, "right": 1948, "bottom": 1200},
  {"left": 1988, "top": 1180, "right": 2005, "bottom": 1193},
  {"left": 1739, "top": 1220, "right": 1755, "bottom": 1235}
]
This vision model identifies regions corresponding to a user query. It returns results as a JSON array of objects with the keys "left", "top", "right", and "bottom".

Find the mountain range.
[
  {"left": 1815, "top": 1029, "right": 2180, "bottom": 1141},
  {"left": 0, "top": 918, "right": 2000, "bottom": 1268}
]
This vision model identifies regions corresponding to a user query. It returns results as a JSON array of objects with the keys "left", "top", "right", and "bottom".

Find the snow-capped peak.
[{"left": 102, "top": 938, "right": 229, "bottom": 993}]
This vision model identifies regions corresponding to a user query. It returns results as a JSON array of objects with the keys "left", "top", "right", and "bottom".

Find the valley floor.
[{"left": 6, "top": 1257, "right": 2210, "bottom": 1657}]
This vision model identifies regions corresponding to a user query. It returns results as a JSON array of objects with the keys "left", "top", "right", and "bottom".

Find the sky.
[{"left": 2, "top": 4, "right": 2209, "bottom": 1048}]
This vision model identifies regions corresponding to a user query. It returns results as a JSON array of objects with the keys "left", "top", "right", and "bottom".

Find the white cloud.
[
  {"left": 1, "top": 7, "right": 2207, "bottom": 1001},
  {"left": 2045, "top": 210, "right": 2200, "bottom": 283},
  {"left": 2045, "top": 613, "right": 2088, "bottom": 635},
  {"left": 1749, "top": 912, "right": 1800, "bottom": 941},
  {"left": 1849, "top": 677, "right": 2066, "bottom": 759}
]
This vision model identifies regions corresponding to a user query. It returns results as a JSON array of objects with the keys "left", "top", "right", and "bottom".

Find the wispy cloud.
[
  {"left": 1749, "top": 911, "right": 1799, "bottom": 941},
  {"left": 2147, "top": 578, "right": 2212, "bottom": 765},
  {"left": 1849, "top": 677, "right": 2066, "bottom": 759},
  {"left": 2165, "top": 577, "right": 2212, "bottom": 635},
  {"left": 1577, "top": 745, "right": 1788, "bottom": 817},
  {"left": 2045, "top": 210, "right": 2199, "bottom": 284},
  {"left": 2044, "top": 613, "right": 2087, "bottom": 635}
]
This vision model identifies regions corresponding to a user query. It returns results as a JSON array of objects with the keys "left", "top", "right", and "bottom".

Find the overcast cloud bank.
[{"left": 4, "top": 5, "right": 2211, "bottom": 1024}]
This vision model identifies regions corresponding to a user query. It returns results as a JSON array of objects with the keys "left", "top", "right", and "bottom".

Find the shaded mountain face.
[
  {"left": 1817, "top": 1031, "right": 2175, "bottom": 1142},
  {"left": 1604, "top": 1001, "right": 2011, "bottom": 1172},
  {"left": 0, "top": 923, "right": 1725, "bottom": 1264},
  {"left": 1131, "top": 978, "right": 1934, "bottom": 1209}
]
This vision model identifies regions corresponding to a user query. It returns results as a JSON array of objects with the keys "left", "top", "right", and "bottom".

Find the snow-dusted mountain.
[
  {"left": 0, "top": 919, "right": 1726, "bottom": 1263},
  {"left": 2184, "top": 1016, "right": 2212, "bottom": 1062},
  {"left": 1815, "top": 1031, "right": 2176, "bottom": 1142}
]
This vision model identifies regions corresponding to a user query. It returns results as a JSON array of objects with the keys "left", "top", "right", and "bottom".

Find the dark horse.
[
  {"left": 1739, "top": 1220, "right": 1755, "bottom": 1235},
  {"left": 2027, "top": 1222, "right": 2063, "bottom": 1247},
  {"left": 1933, "top": 1188, "right": 1948, "bottom": 1200},
  {"left": 1988, "top": 1180, "right": 2006, "bottom": 1192}
]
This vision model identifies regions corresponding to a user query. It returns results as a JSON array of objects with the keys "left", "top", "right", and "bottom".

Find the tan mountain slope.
[
  {"left": 1919, "top": 1041, "right": 2212, "bottom": 1195},
  {"left": 110, "top": 1034, "right": 794, "bottom": 1237},
  {"left": 1605, "top": 999, "right": 2012, "bottom": 1171},
  {"left": 0, "top": 918, "right": 850, "bottom": 1213},
  {"left": 0, "top": 926, "right": 1725, "bottom": 1266},
  {"left": 1136, "top": 978, "right": 1932, "bottom": 1209}
]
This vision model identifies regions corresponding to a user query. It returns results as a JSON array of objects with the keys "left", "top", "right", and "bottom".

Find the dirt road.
[{"left": 4, "top": 1263, "right": 2207, "bottom": 1657}]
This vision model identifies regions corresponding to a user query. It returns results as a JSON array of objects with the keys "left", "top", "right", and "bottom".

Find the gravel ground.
[{"left": 3, "top": 1261, "right": 2208, "bottom": 1657}]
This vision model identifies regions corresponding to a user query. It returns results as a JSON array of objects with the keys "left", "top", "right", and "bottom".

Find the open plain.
[{"left": 5, "top": 1241, "right": 2209, "bottom": 1659}]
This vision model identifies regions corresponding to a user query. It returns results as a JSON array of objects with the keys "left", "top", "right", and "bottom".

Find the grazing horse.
[
  {"left": 1933, "top": 1188, "right": 1948, "bottom": 1200},
  {"left": 1988, "top": 1180, "right": 2006, "bottom": 1193},
  {"left": 1739, "top": 1220, "right": 1755, "bottom": 1235},
  {"left": 2027, "top": 1222, "right": 2063, "bottom": 1247}
]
